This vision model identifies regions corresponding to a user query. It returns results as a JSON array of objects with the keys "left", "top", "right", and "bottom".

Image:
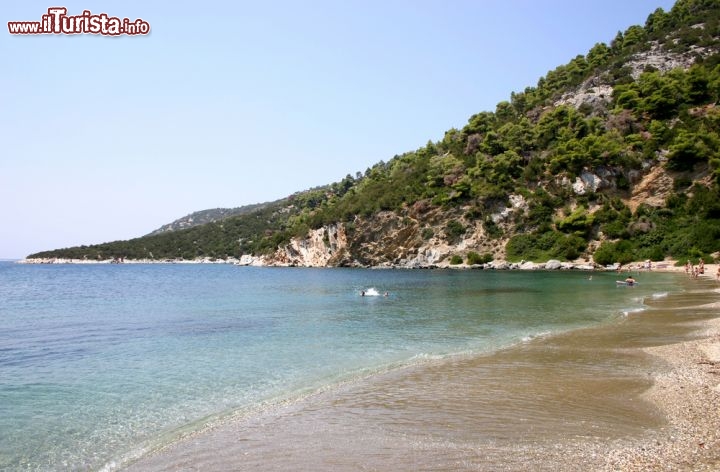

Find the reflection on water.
[{"left": 127, "top": 279, "right": 720, "bottom": 471}]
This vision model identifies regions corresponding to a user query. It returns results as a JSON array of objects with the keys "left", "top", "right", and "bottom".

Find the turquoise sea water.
[{"left": 0, "top": 262, "right": 682, "bottom": 471}]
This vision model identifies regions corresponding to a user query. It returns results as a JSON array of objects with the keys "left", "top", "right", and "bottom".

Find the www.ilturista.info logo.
[{"left": 8, "top": 7, "right": 150, "bottom": 36}]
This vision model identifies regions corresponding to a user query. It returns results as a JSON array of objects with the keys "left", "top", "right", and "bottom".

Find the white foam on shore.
[
  {"left": 622, "top": 307, "right": 646, "bottom": 317},
  {"left": 521, "top": 331, "right": 553, "bottom": 343},
  {"left": 410, "top": 352, "right": 449, "bottom": 361}
]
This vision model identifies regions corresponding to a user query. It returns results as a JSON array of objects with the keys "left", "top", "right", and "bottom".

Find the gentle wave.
[
  {"left": 521, "top": 331, "right": 553, "bottom": 343},
  {"left": 622, "top": 307, "right": 647, "bottom": 317}
]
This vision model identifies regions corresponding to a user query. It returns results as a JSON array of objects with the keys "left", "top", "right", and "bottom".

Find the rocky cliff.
[
  {"left": 268, "top": 224, "right": 350, "bottom": 267},
  {"left": 261, "top": 164, "right": 671, "bottom": 268}
]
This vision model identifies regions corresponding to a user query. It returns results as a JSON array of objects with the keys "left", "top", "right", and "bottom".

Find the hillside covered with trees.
[{"left": 29, "top": 0, "right": 720, "bottom": 266}]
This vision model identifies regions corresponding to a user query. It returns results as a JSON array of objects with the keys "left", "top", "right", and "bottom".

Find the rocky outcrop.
[
  {"left": 270, "top": 224, "right": 349, "bottom": 267},
  {"left": 626, "top": 40, "right": 712, "bottom": 80},
  {"left": 264, "top": 203, "right": 517, "bottom": 268},
  {"left": 490, "top": 195, "right": 529, "bottom": 224},
  {"left": 628, "top": 166, "right": 676, "bottom": 211},
  {"left": 554, "top": 80, "right": 614, "bottom": 111},
  {"left": 568, "top": 168, "right": 622, "bottom": 195},
  {"left": 545, "top": 260, "right": 563, "bottom": 270},
  {"left": 235, "top": 254, "right": 265, "bottom": 266},
  {"left": 555, "top": 37, "right": 717, "bottom": 113}
]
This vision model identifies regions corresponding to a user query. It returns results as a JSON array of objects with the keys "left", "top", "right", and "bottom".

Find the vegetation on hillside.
[
  {"left": 31, "top": 201, "right": 302, "bottom": 260},
  {"left": 29, "top": 0, "right": 720, "bottom": 264},
  {"left": 147, "top": 202, "right": 277, "bottom": 236}
]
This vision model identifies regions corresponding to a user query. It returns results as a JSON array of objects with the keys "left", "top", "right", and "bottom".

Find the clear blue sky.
[{"left": 1, "top": 0, "right": 676, "bottom": 259}]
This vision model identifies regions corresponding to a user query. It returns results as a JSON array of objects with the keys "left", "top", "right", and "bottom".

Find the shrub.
[
  {"left": 483, "top": 218, "right": 503, "bottom": 238},
  {"left": 557, "top": 206, "right": 594, "bottom": 233},
  {"left": 506, "top": 234, "right": 537, "bottom": 261},
  {"left": 601, "top": 220, "right": 629, "bottom": 239},
  {"left": 467, "top": 251, "right": 493, "bottom": 265},
  {"left": 445, "top": 220, "right": 466, "bottom": 243},
  {"left": 449, "top": 255, "right": 464, "bottom": 265},
  {"left": 593, "top": 240, "right": 635, "bottom": 265},
  {"left": 507, "top": 230, "right": 588, "bottom": 262},
  {"left": 555, "top": 234, "right": 587, "bottom": 260}
]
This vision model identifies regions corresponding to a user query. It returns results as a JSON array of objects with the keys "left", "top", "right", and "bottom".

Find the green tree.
[
  {"left": 667, "top": 129, "right": 720, "bottom": 170},
  {"left": 586, "top": 42, "right": 611, "bottom": 70}
]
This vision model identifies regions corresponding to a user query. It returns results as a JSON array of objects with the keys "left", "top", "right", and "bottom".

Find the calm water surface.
[{"left": 0, "top": 262, "right": 695, "bottom": 470}]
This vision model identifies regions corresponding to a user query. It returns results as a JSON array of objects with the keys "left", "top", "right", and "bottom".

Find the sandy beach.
[
  {"left": 523, "top": 262, "right": 720, "bottom": 470},
  {"left": 599, "top": 262, "right": 720, "bottom": 470},
  {"left": 601, "top": 315, "right": 720, "bottom": 470},
  {"left": 531, "top": 261, "right": 720, "bottom": 470},
  {"left": 124, "top": 263, "right": 720, "bottom": 472}
]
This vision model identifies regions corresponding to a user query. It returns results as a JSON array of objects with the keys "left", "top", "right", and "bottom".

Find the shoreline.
[
  {"left": 602, "top": 311, "right": 720, "bottom": 470},
  {"left": 123, "top": 274, "right": 720, "bottom": 471},
  {"left": 16, "top": 256, "right": 720, "bottom": 276}
]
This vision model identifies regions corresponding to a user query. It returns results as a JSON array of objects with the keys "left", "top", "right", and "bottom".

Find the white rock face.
[
  {"left": 573, "top": 171, "right": 602, "bottom": 194},
  {"left": 574, "top": 264, "right": 596, "bottom": 271},
  {"left": 627, "top": 41, "right": 708, "bottom": 79},
  {"left": 405, "top": 248, "right": 444, "bottom": 268},
  {"left": 554, "top": 39, "right": 713, "bottom": 113},
  {"left": 570, "top": 169, "right": 620, "bottom": 195},
  {"left": 545, "top": 260, "right": 563, "bottom": 270},
  {"left": 237, "top": 254, "right": 257, "bottom": 266},
  {"left": 272, "top": 224, "right": 348, "bottom": 267},
  {"left": 491, "top": 194, "right": 528, "bottom": 223},
  {"left": 572, "top": 178, "right": 588, "bottom": 195},
  {"left": 519, "top": 261, "right": 538, "bottom": 270},
  {"left": 555, "top": 84, "right": 614, "bottom": 109},
  {"left": 509, "top": 194, "right": 528, "bottom": 211}
]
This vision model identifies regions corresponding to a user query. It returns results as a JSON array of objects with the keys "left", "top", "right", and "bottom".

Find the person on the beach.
[
  {"left": 699, "top": 260, "right": 705, "bottom": 274},
  {"left": 716, "top": 266, "right": 720, "bottom": 281},
  {"left": 686, "top": 260, "right": 691, "bottom": 274}
]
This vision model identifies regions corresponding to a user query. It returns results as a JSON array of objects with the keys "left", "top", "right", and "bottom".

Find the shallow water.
[
  {"left": 128, "top": 279, "right": 720, "bottom": 472},
  {"left": 0, "top": 263, "right": 713, "bottom": 470}
]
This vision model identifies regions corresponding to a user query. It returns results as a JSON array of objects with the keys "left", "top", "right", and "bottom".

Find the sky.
[{"left": 1, "top": 0, "right": 677, "bottom": 259}]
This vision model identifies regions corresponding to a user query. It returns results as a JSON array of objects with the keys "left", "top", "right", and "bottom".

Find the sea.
[{"left": 0, "top": 261, "right": 714, "bottom": 471}]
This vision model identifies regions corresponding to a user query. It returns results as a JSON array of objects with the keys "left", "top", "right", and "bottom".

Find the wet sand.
[{"left": 125, "top": 274, "right": 720, "bottom": 471}]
